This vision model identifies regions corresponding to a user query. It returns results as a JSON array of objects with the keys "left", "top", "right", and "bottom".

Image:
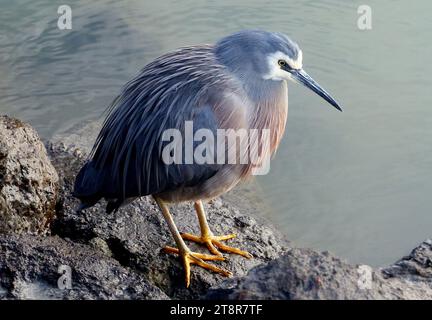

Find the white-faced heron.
[{"left": 73, "top": 30, "right": 342, "bottom": 287}]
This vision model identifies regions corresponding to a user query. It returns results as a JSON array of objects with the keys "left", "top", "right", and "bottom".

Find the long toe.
[
  {"left": 188, "top": 253, "right": 232, "bottom": 277},
  {"left": 212, "top": 240, "right": 253, "bottom": 258},
  {"left": 164, "top": 248, "right": 232, "bottom": 287},
  {"left": 163, "top": 246, "right": 225, "bottom": 261},
  {"left": 181, "top": 232, "right": 253, "bottom": 259}
]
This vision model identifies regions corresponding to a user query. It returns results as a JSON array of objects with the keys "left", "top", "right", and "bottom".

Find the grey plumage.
[
  {"left": 73, "top": 30, "right": 341, "bottom": 213},
  {"left": 74, "top": 45, "right": 243, "bottom": 211}
]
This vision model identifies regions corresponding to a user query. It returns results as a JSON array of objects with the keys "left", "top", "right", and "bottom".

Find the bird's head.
[{"left": 215, "top": 30, "right": 342, "bottom": 111}]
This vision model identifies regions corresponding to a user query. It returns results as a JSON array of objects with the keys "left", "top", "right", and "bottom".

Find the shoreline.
[{"left": 1, "top": 115, "right": 431, "bottom": 299}]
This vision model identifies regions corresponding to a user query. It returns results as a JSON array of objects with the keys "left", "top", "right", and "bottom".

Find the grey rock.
[
  {"left": 89, "top": 237, "right": 113, "bottom": 257},
  {"left": 0, "top": 116, "right": 59, "bottom": 235},
  {"left": 0, "top": 234, "right": 168, "bottom": 299},
  {"left": 2, "top": 119, "right": 431, "bottom": 300},
  {"left": 46, "top": 143, "right": 289, "bottom": 299},
  {"left": 381, "top": 239, "right": 432, "bottom": 280},
  {"left": 51, "top": 119, "right": 102, "bottom": 155},
  {"left": 205, "top": 241, "right": 432, "bottom": 300}
]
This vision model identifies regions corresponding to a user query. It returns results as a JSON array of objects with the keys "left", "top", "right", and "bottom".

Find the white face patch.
[{"left": 262, "top": 50, "right": 303, "bottom": 81}]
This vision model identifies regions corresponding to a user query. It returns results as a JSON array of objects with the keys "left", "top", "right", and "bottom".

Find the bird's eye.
[{"left": 278, "top": 60, "right": 287, "bottom": 67}]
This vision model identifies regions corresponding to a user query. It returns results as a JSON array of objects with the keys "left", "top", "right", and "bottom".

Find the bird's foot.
[
  {"left": 180, "top": 232, "right": 253, "bottom": 259},
  {"left": 163, "top": 246, "right": 232, "bottom": 287}
]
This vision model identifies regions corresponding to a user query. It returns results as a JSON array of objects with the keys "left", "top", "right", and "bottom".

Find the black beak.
[{"left": 288, "top": 68, "right": 342, "bottom": 112}]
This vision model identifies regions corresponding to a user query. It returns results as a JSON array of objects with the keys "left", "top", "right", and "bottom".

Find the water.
[{"left": 1, "top": 0, "right": 431, "bottom": 267}]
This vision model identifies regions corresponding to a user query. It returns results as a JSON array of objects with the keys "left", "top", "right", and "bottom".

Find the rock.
[
  {"left": 2, "top": 119, "right": 431, "bottom": 300},
  {"left": 51, "top": 119, "right": 103, "bottom": 155},
  {"left": 382, "top": 239, "right": 432, "bottom": 279},
  {"left": 205, "top": 242, "right": 432, "bottom": 300},
  {"left": 0, "top": 116, "right": 59, "bottom": 235},
  {"left": 46, "top": 143, "right": 289, "bottom": 299},
  {"left": 0, "top": 234, "right": 168, "bottom": 299},
  {"left": 89, "top": 237, "right": 113, "bottom": 257}
]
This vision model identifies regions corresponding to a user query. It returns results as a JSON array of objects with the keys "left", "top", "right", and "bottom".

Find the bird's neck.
[
  {"left": 246, "top": 79, "right": 288, "bottom": 154},
  {"left": 244, "top": 78, "right": 285, "bottom": 104}
]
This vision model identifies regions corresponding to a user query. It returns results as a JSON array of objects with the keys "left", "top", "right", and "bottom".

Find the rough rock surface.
[
  {"left": 1, "top": 119, "right": 432, "bottom": 300},
  {"left": 206, "top": 241, "right": 432, "bottom": 300},
  {"left": 45, "top": 143, "right": 288, "bottom": 299},
  {"left": 0, "top": 234, "right": 168, "bottom": 299},
  {"left": 0, "top": 116, "right": 59, "bottom": 235}
]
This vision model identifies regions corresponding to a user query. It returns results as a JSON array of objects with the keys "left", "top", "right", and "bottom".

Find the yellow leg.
[
  {"left": 181, "top": 200, "right": 253, "bottom": 259},
  {"left": 154, "top": 197, "right": 232, "bottom": 287}
]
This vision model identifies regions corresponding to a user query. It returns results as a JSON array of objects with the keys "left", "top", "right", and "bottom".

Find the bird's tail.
[
  {"left": 75, "top": 199, "right": 99, "bottom": 213},
  {"left": 73, "top": 161, "right": 103, "bottom": 211},
  {"left": 105, "top": 197, "right": 137, "bottom": 214}
]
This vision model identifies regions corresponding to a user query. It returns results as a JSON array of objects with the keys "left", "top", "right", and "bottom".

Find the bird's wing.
[{"left": 74, "top": 46, "right": 247, "bottom": 201}]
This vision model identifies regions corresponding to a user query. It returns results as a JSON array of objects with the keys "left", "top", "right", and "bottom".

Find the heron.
[{"left": 73, "top": 30, "right": 342, "bottom": 287}]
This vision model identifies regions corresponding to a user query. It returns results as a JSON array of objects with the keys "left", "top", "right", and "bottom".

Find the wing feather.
[{"left": 73, "top": 45, "right": 242, "bottom": 202}]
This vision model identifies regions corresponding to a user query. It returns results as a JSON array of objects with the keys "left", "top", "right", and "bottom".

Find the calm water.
[{"left": 1, "top": 0, "right": 431, "bottom": 266}]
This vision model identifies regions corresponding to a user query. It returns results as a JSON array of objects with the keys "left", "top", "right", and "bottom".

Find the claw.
[
  {"left": 163, "top": 247, "right": 232, "bottom": 287},
  {"left": 181, "top": 232, "right": 253, "bottom": 259}
]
